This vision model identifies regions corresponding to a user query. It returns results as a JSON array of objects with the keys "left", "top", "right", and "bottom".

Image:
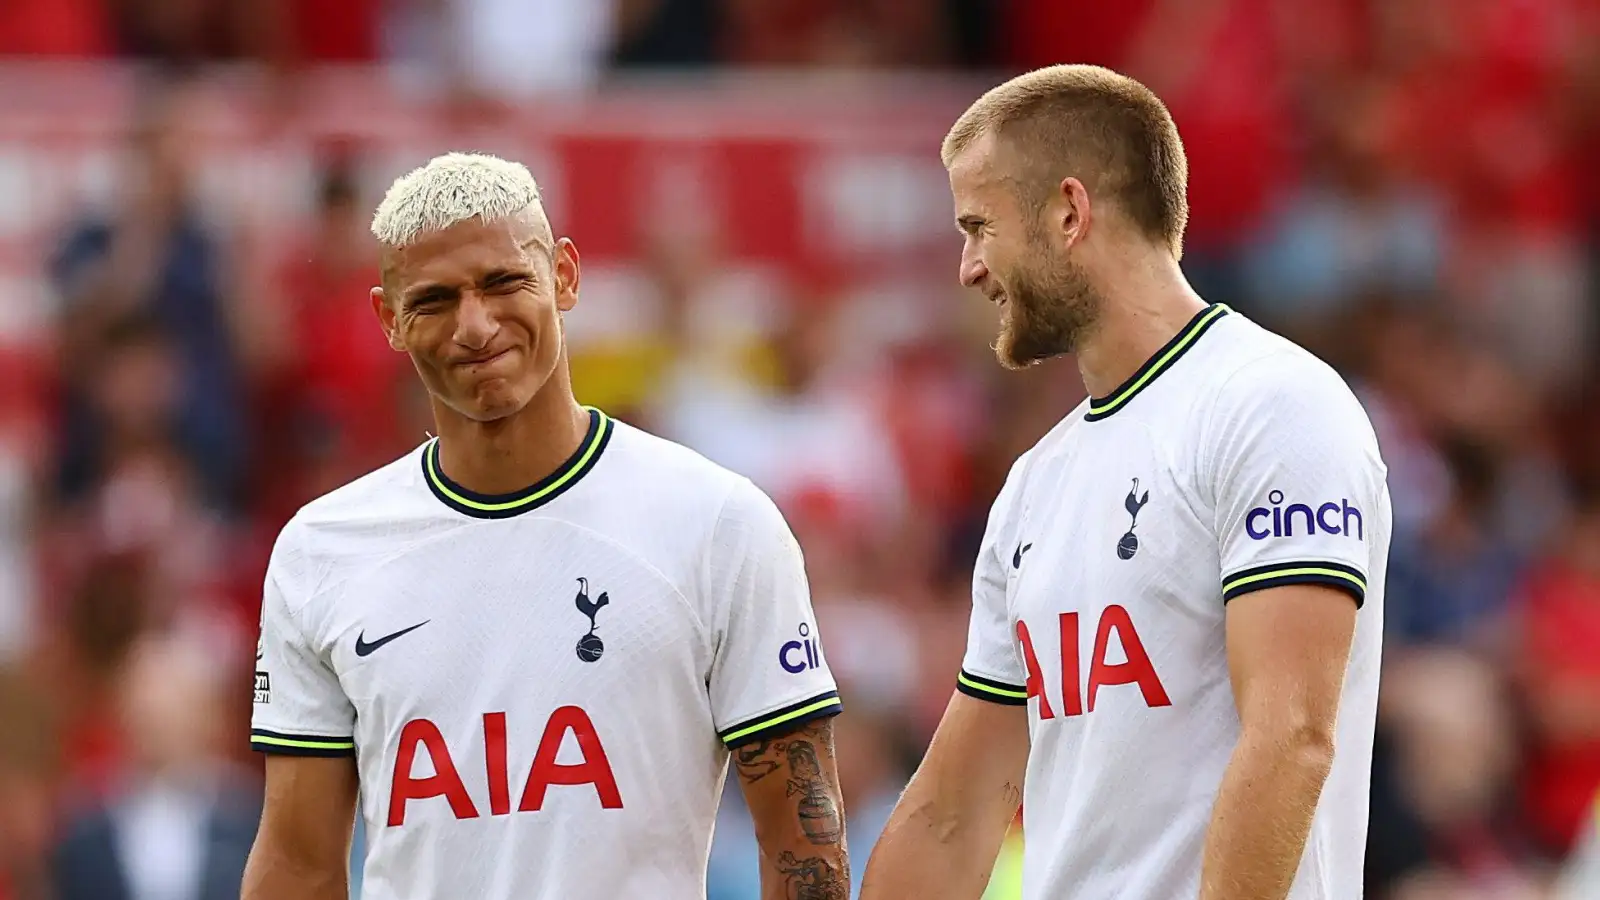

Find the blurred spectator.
[
  {"left": 256, "top": 147, "right": 405, "bottom": 526},
  {"left": 49, "top": 631, "right": 259, "bottom": 900},
  {"left": 49, "top": 78, "right": 247, "bottom": 516},
  {"left": 1243, "top": 74, "right": 1446, "bottom": 329},
  {"left": 38, "top": 313, "right": 233, "bottom": 648},
  {"left": 654, "top": 294, "right": 909, "bottom": 541},
  {"left": 1513, "top": 486, "right": 1600, "bottom": 855},
  {"left": 0, "top": 667, "right": 60, "bottom": 900},
  {"left": 1366, "top": 648, "right": 1544, "bottom": 898},
  {"left": 1385, "top": 438, "right": 1526, "bottom": 649}
]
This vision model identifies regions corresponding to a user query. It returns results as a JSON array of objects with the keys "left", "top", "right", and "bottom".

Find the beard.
[{"left": 993, "top": 249, "right": 1103, "bottom": 370}]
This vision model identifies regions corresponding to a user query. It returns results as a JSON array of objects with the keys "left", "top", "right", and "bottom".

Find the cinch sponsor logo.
[
  {"left": 780, "top": 624, "right": 823, "bottom": 674},
  {"left": 1246, "top": 490, "right": 1363, "bottom": 540}
]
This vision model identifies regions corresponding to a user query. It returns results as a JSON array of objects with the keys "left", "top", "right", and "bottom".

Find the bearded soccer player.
[
  {"left": 240, "top": 153, "right": 848, "bottom": 900},
  {"left": 861, "top": 66, "right": 1391, "bottom": 900}
]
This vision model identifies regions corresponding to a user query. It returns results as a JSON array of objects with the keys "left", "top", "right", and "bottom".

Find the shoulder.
[
  {"left": 992, "top": 399, "right": 1085, "bottom": 504},
  {"left": 298, "top": 442, "right": 431, "bottom": 522},
  {"left": 269, "top": 444, "right": 432, "bottom": 600},
  {"left": 1202, "top": 316, "right": 1375, "bottom": 439},
  {"left": 599, "top": 419, "right": 796, "bottom": 598},
  {"left": 602, "top": 417, "right": 771, "bottom": 527}
]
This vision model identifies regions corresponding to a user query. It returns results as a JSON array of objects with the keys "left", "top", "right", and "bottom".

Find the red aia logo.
[
  {"left": 1016, "top": 606, "right": 1172, "bottom": 718},
  {"left": 388, "top": 706, "right": 623, "bottom": 826}
]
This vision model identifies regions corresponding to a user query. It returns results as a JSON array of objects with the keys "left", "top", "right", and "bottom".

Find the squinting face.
[
  {"left": 948, "top": 138, "right": 1102, "bottom": 369},
  {"left": 374, "top": 212, "right": 579, "bottom": 422}
]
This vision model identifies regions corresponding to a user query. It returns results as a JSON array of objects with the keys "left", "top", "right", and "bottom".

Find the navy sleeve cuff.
[
  {"left": 250, "top": 729, "right": 357, "bottom": 757},
  {"left": 956, "top": 669, "right": 1029, "bottom": 706},
  {"left": 719, "top": 691, "right": 843, "bottom": 749},
  {"left": 1222, "top": 560, "right": 1366, "bottom": 608}
]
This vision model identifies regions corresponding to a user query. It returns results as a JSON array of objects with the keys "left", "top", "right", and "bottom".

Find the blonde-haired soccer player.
[
  {"left": 241, "top": 153, "right": 848, "bottom": 900},
  {"left": 862, "top": 66, "right": 1391, "bottom": 900}
]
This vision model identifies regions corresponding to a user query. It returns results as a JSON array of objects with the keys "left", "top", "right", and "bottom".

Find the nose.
[
  {"left": 453, "top": 291, "right": 499, "bottom": 351},
  {"left": 959, "top": 241, "right": 987, "bottom": 289}
]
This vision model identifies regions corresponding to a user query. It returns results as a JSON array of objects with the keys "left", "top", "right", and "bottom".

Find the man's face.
[
  {"left": 373, "top": 211, "right": 579, "bottom": 423},
  {"left": 948, "top": 136, "right": 1101, "bottom": 369}
]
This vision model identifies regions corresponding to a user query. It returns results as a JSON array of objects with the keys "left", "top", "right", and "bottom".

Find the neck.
[
  {"left": 431, "top": 374, "right": 590, "bottom": 496},
  {"left": 1076, "top": 252, "right": 1208, "bottom": 399}
]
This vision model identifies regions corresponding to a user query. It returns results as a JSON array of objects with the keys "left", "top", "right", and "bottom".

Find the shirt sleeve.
[
  {"left": 706, "top": 478, "right": 842, "bottom": 749},
  {"left": 1208, "top": 354, "right": 1390, "bottom": 608},
  {"left": 957, "top": 452, "right": 1030, "bottom": 706},
  {"left": 250, "top": 524, "right": 357, "bottom": 757}
]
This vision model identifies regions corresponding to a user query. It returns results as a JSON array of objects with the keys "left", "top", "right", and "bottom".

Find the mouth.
[{"left": 455, "top": 347, "right": 514, "bottom": 369}]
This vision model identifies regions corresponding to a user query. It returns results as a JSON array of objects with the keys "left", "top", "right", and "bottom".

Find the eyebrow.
[
  {"left": 403, "top": 282, "right": 459, "bottom": 307},
  {"left": 480, "top": 268, "right": 532, "bottom": 288}
]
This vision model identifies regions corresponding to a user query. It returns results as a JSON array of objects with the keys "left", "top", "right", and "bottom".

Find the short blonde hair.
[
  {"left": 371, "top": 152, "right": 544, "bottom": 248},
  {"left": 943, "top": 65, "right": 1188, "bottom": 257}
]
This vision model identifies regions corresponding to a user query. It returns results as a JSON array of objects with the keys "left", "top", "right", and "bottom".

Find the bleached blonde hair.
[{"left": 370, "top": 152, "right": 546, "bottom": 248}]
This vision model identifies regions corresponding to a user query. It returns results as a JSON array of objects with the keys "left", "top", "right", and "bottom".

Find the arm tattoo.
[
  {"left": 777, "top": 851, "right": 850, "bottom": 900},
  {"left": 733, "top": 738, "right": 785, "bottom": 783},
  {"left": 732, "top": 721, "right": 844, "bottom": 846},
  {"left": 736, "top": 719, "right": 850, "bottom": 898},
  {"left": 785, "top": 740, "right": 842, "bottom": 846}
]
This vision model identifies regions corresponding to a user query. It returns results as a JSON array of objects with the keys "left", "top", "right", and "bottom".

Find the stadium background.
[{"left": 1, "top": 1, "right": 1598, "bottom": 898}]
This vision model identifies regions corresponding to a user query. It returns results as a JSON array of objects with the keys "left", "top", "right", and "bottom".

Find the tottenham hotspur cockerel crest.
[{"left": 573, "top": 577, "right": 610, "bottom": 662}]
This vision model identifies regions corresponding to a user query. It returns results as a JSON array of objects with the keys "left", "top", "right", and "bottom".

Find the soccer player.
[
  {"left": 240, "top": 153, "right": 849, "bottom": 900},
  {"left": 861, "top": 66, "right": 1391, "bottom": 900}
]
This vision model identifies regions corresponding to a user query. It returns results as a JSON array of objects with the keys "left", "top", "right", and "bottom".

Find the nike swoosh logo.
[
  {"left": 1012, "top": 542, "right": 1033, "bottom": 569},
  {"left": 354, "top": 620, "right": 430, "bottom": 657}
]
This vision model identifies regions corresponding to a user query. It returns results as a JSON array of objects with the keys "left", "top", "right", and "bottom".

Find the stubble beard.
[{"left": 994, "top": 250, "right": 1103, "bottom": 371}]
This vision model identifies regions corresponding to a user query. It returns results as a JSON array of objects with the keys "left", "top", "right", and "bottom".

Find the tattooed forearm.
[
  {"left": 785, "top": 740, "right": 842, "bottom": 845},
  {"left": 733, "top": 738, "right": 785, "bottom": 783},
  {"left": 736, "top": 718, "right": 850, "bottom": 900},
  {"left": 777, "top": 850, "right": 850, "bottom": 900}
]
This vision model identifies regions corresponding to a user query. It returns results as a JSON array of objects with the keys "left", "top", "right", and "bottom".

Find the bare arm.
[
  {"left": 860, "top": 692, "right": 1027, "bottom": 899},
  {"left": 241, "top": 755, "right": 360, "bottom": 900},
  {"left": 734, "top": 717, "right": 851, "bottom": 900},
  {"left": 1199, "top": 584, "right": 1358, "bottom": 900}
]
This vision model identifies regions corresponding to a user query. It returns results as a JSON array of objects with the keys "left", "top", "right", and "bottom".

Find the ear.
[
  {"left": 1056, "top": 176, "right": 1093, "bottom": 251},
  {"left": 371, "top": 286, "right": 405, "bottom": 351},
  {"left": 552, "top": 237, "right": 581, "bottom": 313}
]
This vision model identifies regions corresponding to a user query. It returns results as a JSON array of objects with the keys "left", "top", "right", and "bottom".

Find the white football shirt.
[
  {"left": 959, "top": 305, "right": 1390, "bottom": 899},
  {"left": 251, "top": 408, "right": 842, "bottom": 900}
]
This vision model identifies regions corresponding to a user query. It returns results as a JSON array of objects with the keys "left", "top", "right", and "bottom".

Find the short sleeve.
[
  {"left": 706, "top": 479, "right": 842, "bottom": 749},
  {"left": 1209, "top": 356, "right": 1389, "bottom": 608},
  {"left": 250, "top": 525, "right": 357, "bottom": 757},
  {"left": 958, "top": 453, "right": 1030, "bottom": 706}
]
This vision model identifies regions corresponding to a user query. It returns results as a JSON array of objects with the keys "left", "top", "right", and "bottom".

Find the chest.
[
  {"left": 324, "top": 521, "right": 705, "bottom": 720},
  {"left": 1009, "top": 424, "right": 1221, "bottom": 611},
  {"left": 1004, "top": 425, "right": 1229, "bottom": 718}
]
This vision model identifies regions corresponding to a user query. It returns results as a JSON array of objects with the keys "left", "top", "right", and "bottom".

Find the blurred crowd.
[{"left": 2, "top": 1, "right": 1600, "bottom": 899}]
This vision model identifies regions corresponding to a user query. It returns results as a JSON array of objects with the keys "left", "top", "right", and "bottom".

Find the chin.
[{"left": 447, "top": 380, "right": 531, "bottom": 422}]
